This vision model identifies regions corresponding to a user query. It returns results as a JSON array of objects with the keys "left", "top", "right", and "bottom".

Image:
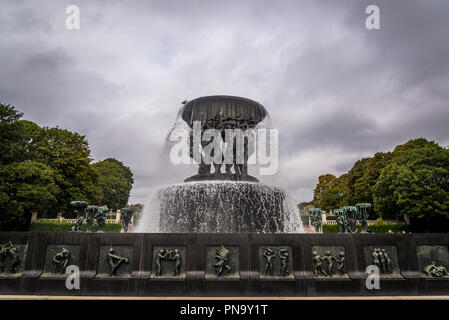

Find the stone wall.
[{"left": 0, "top": 232, "right": 448, "bottom": 296}]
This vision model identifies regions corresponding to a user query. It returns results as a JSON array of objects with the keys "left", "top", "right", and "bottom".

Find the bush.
[
  {"left": 368, "top": 222, "right": 411, "bottom": 234},
  {"left": 323, "top": 224, "right": 362, "bottom": 233},
  {"left": 29, "top": 221, "right": 122, "bottom": 232},
  {"left": 300, "top": 214, "right": 310, "bottom": 226},
  {"left": 326, "top": 215, "right": 336, "bottom": 220},
  {"left": 323, "top": 222, "right": 410, "bottom": 234}
]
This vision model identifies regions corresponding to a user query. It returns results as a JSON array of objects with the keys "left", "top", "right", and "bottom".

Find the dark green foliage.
[
  {"left": 313, "top": 138, "right": 449, "bottom": 232},
  {"left": 367, "top": 223, "right": 411, "bottom": 234},
  {"left": 0, "top": 102, "right": 112, "bottom": 230},
  {"left": 0, "top": 161, "right": 60, "bottom": 231},
  {"left": 29, "top": 126, "right": 103, "bottom": 216},
  {"left": 300, "top": 214, "right": 310, "bottom": 226},
  {"left": 92, "top": 158, "right": 134, "bottom": 211},
  {"left": 373, "top": 138, "right": 449, "bottom": 231},
  {"left": 0, "top": 103, "right": 27, "bottom": 165},
  {"left": 29, "top": 221, "right": 121, "bottom": 232},
  {"left": 323, "top": 223, "right": 410, "bottom": 234},
  {"left": 312, "top": 174, "right": 336, "bottom": 210}
]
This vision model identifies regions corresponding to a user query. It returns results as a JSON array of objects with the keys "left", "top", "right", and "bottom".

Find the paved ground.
[{"left": 0, "top": 295, "right": 449, "bottom": 300}]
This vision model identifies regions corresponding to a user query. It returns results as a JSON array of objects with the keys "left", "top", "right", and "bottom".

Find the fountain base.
[{"left": 155, "top": 181, "right": 300, "bottom": 233}]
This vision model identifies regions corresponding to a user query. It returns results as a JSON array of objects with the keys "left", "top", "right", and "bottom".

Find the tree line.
[
  {"left": 312, "top": 138, "right": 449, "bottom": 232},
  {"left": 0, "top": 103, "right": 136, "bottom": 231}
]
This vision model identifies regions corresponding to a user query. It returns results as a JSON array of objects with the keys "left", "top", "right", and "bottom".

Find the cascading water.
[{"left": 135, "top": 95, "right": 304, "bottom": 233}]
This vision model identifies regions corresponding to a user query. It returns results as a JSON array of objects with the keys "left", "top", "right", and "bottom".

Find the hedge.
[
  {"left": 323, "top": 223, "right": 410, "bottom": 234},
  {"left": 29, "top": 221, "right": 122, "bottom": 232},
  {"left": 326, "top": 215, "right": 336, "bottom": 220}
]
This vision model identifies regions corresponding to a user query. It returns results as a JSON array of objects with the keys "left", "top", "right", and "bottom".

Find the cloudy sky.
[{"left": 1, "top": 0, "right": 448, "bottom": 205}]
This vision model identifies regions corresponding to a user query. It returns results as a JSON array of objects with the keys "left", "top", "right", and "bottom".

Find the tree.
[
  {"left": 373, "top": 139, "right": 449, "bottom": 231},
  {"left": 351, "top": 152, "right": 393, "bottom": 218},
  {"left": 346, "top": 157, "right": 370, "bottom": 204},
  {"left": 313, "top": 174, "right": 336, "bottom": 210},
  {"left": 0, "top": 103, "right": 27, "bottom": 165},
  {"left": 29, "top": 127, "right": 103, "bottom": 217},
  {"left": 0, "top": 161, "right": 60, "bottom": 230},
  {"left": 325, "top": 173, "right": 350, "bottom": 209},
  {"left": 93, "top": 158, "right": 134, "bottom": 211}
]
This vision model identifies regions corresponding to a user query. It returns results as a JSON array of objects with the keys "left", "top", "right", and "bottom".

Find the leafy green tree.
[
  {"left": 0, "top": 103, "right": 28, "bottom": 165},
  {"left": 325, "top": 173, "right": 350, "bottom": 209},
  {"left": 29, "top": 127, "right": 103, "bottom": 217},
  {"left": 93, "top": 158, "right": 134, "bottom": 211},
  {"left": 0, "top": 161, "right": 60, "bottom": 230},
  {"left": 351, "top": 152, "right": 393, "bottom": 218},
  {"left": 373, "top": 139, "right": 449, "bottom": 231},
  {"left": 313, "top": 174, "right": 336, "bottom": 210},
  {"left": 346, "top": 157, "right": 370, "bottom": 204}
]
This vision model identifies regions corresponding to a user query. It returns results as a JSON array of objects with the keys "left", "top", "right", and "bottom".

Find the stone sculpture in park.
[
  {"left": 312, "top": 251, "right": 327, "bottom": 277},
  {"left": 356, "top": 203, "right": 372, "bottom": 233},
  {"left": 308, "top": 208, "right": 322, "bottom": 233},
  {"left": 52, "top": 248, "right": 70, "bottom": 274},
  {"left": 107, "top": 248, "right": 129, "bottom": 276},
  {"left": 336, "top": 251, "right": 345, "bottom": 275},
  {"left": 343, "top": 206, "right": 358, "bottom": 233},
  {"left": 70, "top": 201, "right": 88, "bottom": 232},
  {"left": 313, "top": 250, "right": 345, "bottom": 277},
  {"left": 85, "top": 205, "right": 98, "bottom": 232},
  {"left": 279, "top": 248, "right": 289, "bottom": 277},
  {"left": 372, "top": 248, "right": 392, "bottom": 274},
  {"left": 155, "top": 96, "right": 303, "bottom": 234},
  {"left": 214, "top": 245, "right": 232, "bottom": 276},
  {"left": 334, "top": 209, "right": 346, "bottom": 233},
  {"left": 422, "top": 262, "right": 449, "bottom": 277},
  {"left": 0, "top": 241, "right": 21, "bottom": 273},
  {"left": 155, "top": 248, "right": 182, "bottom": 277},
  {"left": 121, "top": 208, "right": 134, "bottom": 233},
  {"left": 94, "top": 207, "right": 109, "bottom": 232},
  {"left": 263, "top": 248, "right": 276, "bottom": 276},
  {"left": 182, "top": 96, "right": 264, "bottom": 182}
]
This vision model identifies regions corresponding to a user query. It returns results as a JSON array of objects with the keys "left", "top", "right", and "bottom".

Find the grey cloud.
[{"left": 0, "top": 0, "right": 448, "bottom": 204}]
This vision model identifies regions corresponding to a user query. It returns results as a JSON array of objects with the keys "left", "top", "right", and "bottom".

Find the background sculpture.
[
  {"left": 309, "top": 208, "right": 323, "bottom": 233},
  {"left": 121, "top": 208, "right": 134, "bottom": 233},
  {"left": 334, "top": 209, "right": 346, "bottom": 233},
  {"left": 86, "top": 205, "right": 98, "bottom": 232},
  {"left": 94, "top": 207, "right": 108, "bottom": 232},
  {"left": 70, "top": 201, "right": 88, "bottom": 232},
  {"left": 356, "top": 203, "right": 372, "bottom": 233}
]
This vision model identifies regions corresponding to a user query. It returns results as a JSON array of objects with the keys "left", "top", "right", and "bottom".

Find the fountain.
[
  {"left": 142, "top": 95, "right": 303, "bottom": 233},
  {"left": 1, "top": 96, "right": 446, "bottom": 298}
]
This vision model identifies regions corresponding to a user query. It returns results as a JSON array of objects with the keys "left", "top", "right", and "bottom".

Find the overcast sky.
[{"left": 1, "top": 0, "right": 448, "bottom": 205}]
